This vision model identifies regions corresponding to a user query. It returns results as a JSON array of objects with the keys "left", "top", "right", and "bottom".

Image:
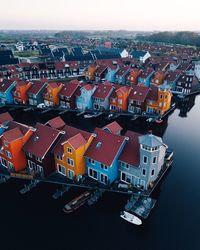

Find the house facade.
[
  {"left": 176, "top": 71, "right": 199, "bottom": 95},
  {"left": 119, "top": 131, "right": 167, "bottom": 190},
  {"left": 27, "top": 80, "right": 47, "bottom": 105},
  {"left": 13, "top": 80, "right": 32, "bottom": 104},
  {"left": 43, "top": 82, "right": 63, "bottom": 106},
  {"left": 76, "top": 84, "right": 97, "bottom": 111},
  {"left": 126, "top": 69, "right": 142, "bottom": 86},
  {"left": 0, "top": 79, "right": 17, "bottom": 104},
  {"left": 138, "top": 68, "right": 155, "bottom": 87}
]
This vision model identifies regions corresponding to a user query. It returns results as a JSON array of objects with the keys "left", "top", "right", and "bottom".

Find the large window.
[
  {"left": 57, "top": 164, "right": 66, "bottom": 176},
  {"left": 88, "top": 168, "right": 98, "bottom": 180},
  {"left": 5, "top": 150, "right": 12, "bottom": 159},
  {"left": 68, "top": 169, "right": 74, "bottom": 179},
  {"left": 101, "top": 164, "right": 108, "bottom": 170},
  {"left": 67, "top": 158, "right": 74, "bottom": 166},
  {"left": 100, "top": 174, "right": 108, "bottom": 184},
  {"left": 88, "top": 158, "right": 95, "bottom": 165},
  {"left": 121, "top": 172, "right": 132, "bottom": 184},
  {"left": 143, "top": 156, "right": 148, "bottom": 164},
  {"left": 28, "top": 160, "right": 36, "bottom": 170},
  {"left": 142, "top": 168, "right": 146, "bottom": 176},
  {"left": 57, "top": 155, "right": 62, "bottom": 161},
  {"left": 153, "top": 157, "right": 157, "bottom": 164},
  {"left": 67, "top": 147, "right": 72, "bottom": 154},
  {"left": 151, "top": 169, "right": 155, "bottom": 176}
]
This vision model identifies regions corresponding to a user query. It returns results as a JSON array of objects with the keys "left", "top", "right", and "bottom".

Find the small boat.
[
  {"left": 120, "top": 211, "right": 142, "bottom": 225},
  {"left": 63, "top": 191, "right": 92, "bottom": 213},
  {"left": 146, "top": 117, "right": 154, "bottom": 122},
  {"left": 84, "top": 114, "right": 94, "bottom": 119},
  {"left": 155, "top": 118, "right": 163, "bottom": 123}
]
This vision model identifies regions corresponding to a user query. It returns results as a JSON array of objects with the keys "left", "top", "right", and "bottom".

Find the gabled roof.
[
  {"left": 85, "top": 127, "right": 126, "bottom": 166},
  {"left": 129, "top": 86, "right": 150, "bottom": 102},
  {"left": 139, "top": 133, "right": 163, "bottom": 147},
  {"left": 0, "top": 112, "right": 13, "bottom": 125},
  {"left": 92, "top": 83, "right": 114, "bottom": 99},
  {"left": 67, "top": 133, "right": 87, "bottom": 150},
  {"left": 103, "top": 121, "right": 122, "bottom": 135},
  {"left": 59, "top": 80, "right": 80, "bottom": 97},
  {"left": 147, "top": 85, "right": 158, "bottom": 102},
  {"left": 27, "top": 80, "right": 47, "bottom": 95},
  {"left": 23, "top": 123, "right": 61, "bottom": 159},
  {"left": 139, "top": 68, "right": 154, "bottom": 79},
  {"left": 46, "top": 116, "right": 65, "bottom": 130},
  {"left": 0, "top": 79, "right": 16, "bottom": 93},
  {"left": 131, "top": 50, "right": 148, "bottom": 58},
  {"left": 119, "top": 130, "right": 141, "bottom": 166},
  {"left": 2, "top": 127, "right": 23, "bottom": 142}
]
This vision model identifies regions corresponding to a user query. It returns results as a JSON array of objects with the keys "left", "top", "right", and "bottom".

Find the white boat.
[
  {"left": 120, "top": 211, "right": 142, "bottom": 225},
  {"left": 84, "top": 114, "right": 94, "bottom": 119}
]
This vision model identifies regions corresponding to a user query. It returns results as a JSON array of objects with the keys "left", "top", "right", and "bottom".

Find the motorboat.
[{"left": 120, "top": 211, "right": 142, "bottom": 225}]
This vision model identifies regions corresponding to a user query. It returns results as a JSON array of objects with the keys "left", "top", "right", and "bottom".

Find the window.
[
  {"left": 151, "top": 169, "right": 155, "bottom": 176},
  {"left": 67, "top": 147, "right": 72, "bottom": 154},
  {"left": 4, "top": 141, "right": 8, "bottom": 147},
  {"left": 118, "top": 99, "right": 122, "bottom": 104},
  {"left": 36, "top": 157, "right": 42, "bottom": 163},
  {"left": 160, "top": 94, "right": 163, "bottom": 99},
  {"left": 88, "top": 168, "right": 98, "bottom": 180},
  {"left": 101, "top": 164, "right": 108, "bottom": 170},
  {"left": 57, "top": 164, "right": 66, "bottom": 176},
  {"left": 28, "top": 160, "right": 36, "bottom": 170},
  {"left": 121, "top": 172, "right": 132, "bottom": 184},
  {"left": 159, "top": 102, "right": 162, "bottom": 107},
  {"left": 142, "top": 169, "right": 146, "bottom": 176},
  {"left": 120, "top": 162, "right": 125, "bottom": 167},
  {"left": 27, "top": 152, "right": 32, "bottom": 158},
  {"left": 153, "top": 157, "right": 157, "bottom": 164},
  {"left": 57, "top": 155, "right": 62, "bottom": 160},
  {"left": 143, "top": 156, "right": 148, "bottom": 164},
  {"left": 125, "top": 164, "right": 130, "bottom": 170},
  {"left": 100, "top": 174, "right": 108, "bottom": 184},
  {"left": 5, "top": 150, "right": 12, "bottom": 159},
  {"left": 67, "top": 158, "right": 74, "bottom": 166},
  {"left": 8, "top": 161, "right": 13, "bottom": 169},
  {"left": 88, "top": 158, "right": 95, "bottom": 165}
]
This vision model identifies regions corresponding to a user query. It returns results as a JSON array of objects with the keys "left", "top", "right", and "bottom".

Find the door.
[
  {"left": 140, "top": 180, "right": 145, "bottom": 190},
  {"left": 1, "top": 157, "right": 8, "bottom": 168},
  {"left": 100, "top": 173, "right": 108, "bottom": 185},
  {"left": 68, "top": 169, "right": 74, "bottom": 179}
]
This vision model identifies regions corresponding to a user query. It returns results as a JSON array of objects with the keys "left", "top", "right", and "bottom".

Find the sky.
[{"left": 0, "top": 0, "right": 200, "bottom": 31}]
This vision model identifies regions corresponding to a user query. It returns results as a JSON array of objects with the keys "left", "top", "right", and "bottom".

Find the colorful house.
[
  {"left": 138, "top": 68, "right": 154, "bottom": 87},
  {"left": 27, "top": 80, "right": 47, "bottom": 105},
  {"left": 59, "top": 80, "right": 81, "bottom": 109},
  {"left": 110, "top": 85, "right": 132, "bottom": 112},
  {"left": 85, "top": 127, "right": 128, "bottom": 185},
  {"left": 118, "top": 131, "right": 167, "bottom": 190},
  {"left": 95, "top": 65, "right": 108, "bottom": 82},
  {"left": 43, "top": 82, "right": 64, "bottom": 106},
  {"left": 23, "top": 123, "right": 62, "bottom": 177},
  {"left": 128, "top": 85, "right": 150, "bottom": 114},
  {"left": 105, "top": 65, "right": 119, "bottom": 83},
  {"left": 92, "top": 82, "right": 114, "bottom": 111},
  {"left": 126, "top": 68, "right": 142, "bottom": 86},
  {"left": 85, "top": 64, "right": 98, "bottom": 81},
  {"left": 146, "top": 85, "right": 172, "bottom": 115},
  {"left": 13, "top": 80, "right": 32, "bottom": 104},
  {"left": 76, "top": 84, "right": 97, "bottom": 111},
  {"left": 0, "top": 79, "right": 17, "bottom": 104},
  {"left": 115, "top": 66, "right": 130, "bottom": 85},
  {"left": 163, "top": 71, "right": 181, "bottom": 91},
  {"left": 0, "top": 121, "right": 34, "bottom": 171},
  {"left": 53, "top": 125, "right": 95, "bottom": 180},
  {"left": 151, "top": 71, "right": 168, "bottom": 86}
]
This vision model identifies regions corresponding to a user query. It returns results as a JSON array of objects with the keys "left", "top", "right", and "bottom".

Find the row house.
[
  {"left": 176, "top": 71, "right": 199, "bottom": 95},
  {"left": 110, "top": 85, "right": 132, "bottom": 112},
  {"left": 27, "top": 80, "right": 48, "bottom": 106},
  {"left": 0, "top": 121, "right": 35, "bottom": 171},
  {"left": 151, "top": 71, "right": 168, "bottom": 86},
  {"left": 94, "top": 65, "right": 108, "bottom": 82},
  {"left": 92, "top": 82, "right": 114, "bottom": 111},
  {"left": 76, "top": 84, "right": 97, "bottom": 111},
  {"left": 86, "top": 64, "right": 99, "bottom": 81},
  {"left": 163, "top": 71, "right": 181, "bottom": 91},
  {"left": 146, "top": 85, "right": 172, "bottom": 115},
  {"left": 54, "top": 124, "right": 95, "bottom": 180},
  {"left": 59, "top": 80, "right": 81, "bottom": 109},
  {"left": 0, "top": 79, "right": 17, "bottom": 104},
  {"left": 138, "top": 68, "right": 154, "bottom": 87},
  {"left": 24, "top": 123, "right": 63, "bottom": 177},
  {"left": 126, "top": 68, "right": 142, "bottom": 86},
  {"left": 119, "top": 131, "right": 167, "bottom": 190},
  {"left": 43, "top": 82, "right": 64, "bottom": 106},
  {"left": 13, "top": 80, "right": 32, "bottom": 104},
  {"left": 115, "top": 66, "right": 130, "bottom": 85},
  {"left": 105, "top": 64, "right": 119, "bottom": 83},
  {"left": 128, "top": 86, "right": 150, "bottom": 114},
  {"left": 85, "top": 127, "right": 128, "bottom": 185}
]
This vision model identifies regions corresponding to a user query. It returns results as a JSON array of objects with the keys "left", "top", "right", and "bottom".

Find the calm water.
[{"left": 0, "top": 95, "right": 200, "bottom": 250}]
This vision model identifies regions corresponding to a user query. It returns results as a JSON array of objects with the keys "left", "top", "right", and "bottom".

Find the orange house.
[
  {"left": 151, "top": 71, "right": 168, "bottom": 86},
  {"left": 43, "top": 82, "right": 64, "bottom": 106},
  {"left": 54, "top": 125, "right": 95, "bottom": 180},
  {"left": 146, "top": 85, "right": 172, "bottom": 115},
  {"left": 0, "top": 121, "right": 34, "bottom": 172},
  {"left": 126, "top": 69, "right": 142, "bottom": 86},
  {"left": 13, "top": 80, "right": 32, "bottom": 104},
  {"left": 86, "top": 64, "right": 98, "bottom": 81},
  {"left": 110, "top": 85, "right": 132, "bottom": 112}
]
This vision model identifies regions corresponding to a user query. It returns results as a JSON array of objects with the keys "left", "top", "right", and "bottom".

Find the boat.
[
  {"left": 146, "top": 117, "right": 154, "bottom": 122},
  {"left": 120, "top": 211, "right": 142, "bottom": 225},
  {"left": 84, "top": 114, "right": 94, "bottom": 119},
  {"left": 155, "top": 118, "right": 163, "bottom": 123},
  {"left": 63, "top": 191, "right": 92, "bottom": 213}
]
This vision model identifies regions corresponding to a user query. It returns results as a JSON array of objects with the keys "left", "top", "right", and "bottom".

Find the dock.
[
  {"left": 19, "top": 179, "right": 40, "bottom": 195},
  {"left": 52, "top": 185, "right": 71, "bottom": 199}
]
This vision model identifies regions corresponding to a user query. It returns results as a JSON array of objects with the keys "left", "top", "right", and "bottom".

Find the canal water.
[{"left": 0, "top": 95, "right": 200, "bottom": 250}]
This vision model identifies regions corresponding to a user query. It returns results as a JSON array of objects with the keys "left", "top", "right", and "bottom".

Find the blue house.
[
  {"left": 85, "top": 127, "right": 128, "bottom": 185},
  {"left": 105, "top": 65, "right": 119, "bottom": 82},
  {"left": 76, "top": 84, "right": 96, "bottom": 111},
  {"left": 138, "top": 68, "right": 154, "bottom": 87},
  {"left": 0, "top": 79, "right": 16, "bottom": 104}
]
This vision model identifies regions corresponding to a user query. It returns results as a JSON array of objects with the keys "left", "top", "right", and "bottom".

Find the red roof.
[
  {"left": 92, "top": 83, "right": 114, "bottom": 99},
  {"left": 85, "top": 128, "right": 126, "bottom": 166},
  {"left": 147, "top": 85, "right": 158, "bottom": 102},
  {"left": 54, "top": 125, "right": 92, "bottom": 155},
  {"left": 48, "top": 82, "right": 62, "bottom": 89},
  {"left": 23, "top": 123, "right": 61, "bottom": 159},
  {"left": 59, "top": 80, "right": 80, "bottom": 97},
  {"left": 0, "top": 79, "right": 16, "bottom": 93},
  {"left": 28, "top": 80, "right": 47, "bottom": 95},
  {"left": 3, "top": 127, "right": 23, "bottom": 142},
  {"left": 103, "top": 121, "right": 122, "bottom": 135},
  {"left": 140, "top": 68, "right": 154, "bottom": 78},
  {"left": 128, "top": 85, "right": 150, "bottom": 102},
  {"left": 119, "top": 130, "right": 141, "bottom": 166},
  {"left": 46, "top": 116, "right": 65, "bottom": 129},
  {"left": 0, "top": 112, "right": 13, "bottom": 125}
]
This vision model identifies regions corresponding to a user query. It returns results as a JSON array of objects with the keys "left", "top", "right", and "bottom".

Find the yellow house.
[
  {"left": 146, "top": 85, "right": 172, "bottom": 115},
  {"left": 54, "top": 125, "right": 95, "bottom": 180}
]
